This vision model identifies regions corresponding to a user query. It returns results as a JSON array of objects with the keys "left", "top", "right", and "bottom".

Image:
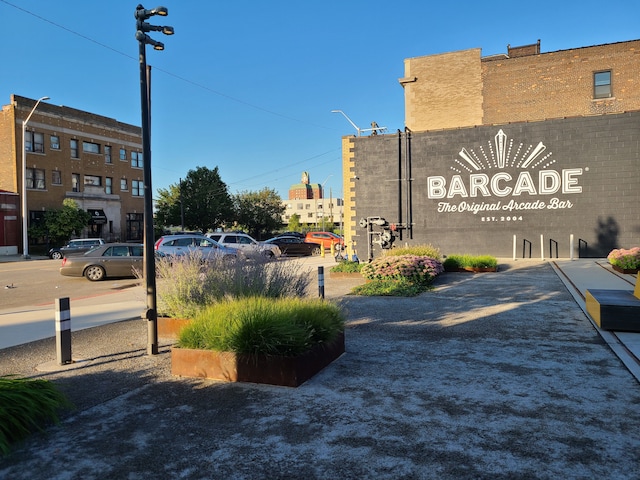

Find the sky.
[{"left": 1, "top": 0, "right": 638, "bottom": 201}]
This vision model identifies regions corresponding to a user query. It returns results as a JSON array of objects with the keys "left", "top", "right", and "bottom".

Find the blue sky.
[{"left": 1, "top": 0, "right": 638, "bottom": 201}]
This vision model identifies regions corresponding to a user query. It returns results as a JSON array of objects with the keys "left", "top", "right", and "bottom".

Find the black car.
[
  {"left": 48, "top": 238, "right": 105, "bottom": 260},
  {"left": 263, "top": 236, "right": 321, "bottom": 256}
]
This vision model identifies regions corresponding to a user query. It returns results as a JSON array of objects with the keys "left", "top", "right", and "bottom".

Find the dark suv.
[{"left": 48, "top": 238, "right": 105, "bottom": 260}]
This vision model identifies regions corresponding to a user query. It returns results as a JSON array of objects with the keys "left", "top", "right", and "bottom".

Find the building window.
[
  {"left": 120, "top": 178, "right": 128, "bottom": 191},
  {"left": 26, "top": 168, "right": 45, "bottom": 189},
  {"left": 25, "top": 132, "right": 45, "bottom": 153},
  {"left": 52, "top": 170, "right": 62, "bottom": 185},
  {"left": 72, "top": 173, "right": 80, "bottom": 192},
  {"left": 105, "top": 145, "right": 112, "bottom": 163},
  {"left": 83, "top": 141, "right": 101, "bottom": 154},
  {"left": 106, "top": 177, "right": 113, "bottom": 194},
  {"left": 84, "top": 175, "right": 102, "bottom": 186},
  {"left": 120, "top": 148, "right": 127, "bottom": 161},
  {"left": 50, "top": 135, "right": 60, "bottom": 150},
  {"left": 70, "top": 139, "right": 79, "bottom": 158},
  {"left": 131, "top": 151, "right": 143, "bottom": 168},
  {"left": 594, "top": 71, "right": 612, "bottom": 99},
  {"left": 132, "top": 180, "right": 144, "bottom": 196}
]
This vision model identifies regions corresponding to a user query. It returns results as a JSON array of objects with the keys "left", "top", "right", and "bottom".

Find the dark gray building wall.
[{"left": 352, "top": 112, "right": 640, "bottom": 259}]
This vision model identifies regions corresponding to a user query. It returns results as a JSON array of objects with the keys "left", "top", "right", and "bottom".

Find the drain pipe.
[
  {"left": 405, "top": 127, "right": 413, "bottom": 238},
  {"left": 397, "top": 129, "right": 403, "bottom": 240}
]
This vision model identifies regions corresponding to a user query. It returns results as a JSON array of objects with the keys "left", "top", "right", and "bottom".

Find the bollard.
[
  {"left": 318, "top": 266, "right": 325, "bottom": 299},
  {"left": 330, "top": 243, "right": 335, "bottom": 257},
  {"left": 55, "top": 297, "right": 72, "bottom": 365},
  {"left": 320, "top": 243, "right": 325, "bottom": 257}
]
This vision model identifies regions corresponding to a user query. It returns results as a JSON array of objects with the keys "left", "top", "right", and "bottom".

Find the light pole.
[
  {"left": 22, "top": 96, "right": 50, "bottom": 259},
  {"left": 135, "top": 4, "right": 173, "bottom": 355},
  {"left": 317, "top": 174, "right": 333, "bottom": 229},
  {"left": 331, "top": 110, "right": 361, "bottom": 136},
  {"left": 331, "top": 109, "right": 387, "bottom": 136}
]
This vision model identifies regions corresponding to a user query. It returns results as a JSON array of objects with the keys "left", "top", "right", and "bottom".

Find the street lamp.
[
  {"left": 331, "top": 110, "right": 361, "bottom": 136},
  {"left": 22, "top": 96, "right": 50, "bottom": 259},
  {"left": 316, "top": 174, "right": 333, "bottom": 229},
  {"left": 331, "top": 109, "right": 387, "bottom": 136},
  {"left": 135, "top": 4, "right": 173, "bottom": 355}
]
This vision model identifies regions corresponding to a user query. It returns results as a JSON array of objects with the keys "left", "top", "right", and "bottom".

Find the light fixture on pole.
[
  {"left": 135, "top": 4, "right": 173, "bottom": 355},
  {"left": 331, "top": 109, "right": 387, "bottom": 136},
  {"left": 22, "top": 96, "right": 50, "bottom": 259}
]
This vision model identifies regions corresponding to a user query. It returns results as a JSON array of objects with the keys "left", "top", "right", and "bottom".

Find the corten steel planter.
[
  {"left": 157, "top": 317, "right": 192, "bottom": 340},
  {"left": 329, "top": 271, "right": 363, "bottom": 279},
  {"left": 171, "top": 332, "right": 345, "bottom": 387},
  {"left": 611, "top": 265, "right": 639, "bottom": 274}
]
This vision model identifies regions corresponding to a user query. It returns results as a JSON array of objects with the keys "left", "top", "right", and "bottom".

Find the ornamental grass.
[
  {"left": 178, "top": 297, "right": 345, "bottom": 356},
  {"left": 442, "top": 254, "right": 498, "bottom": 270}
]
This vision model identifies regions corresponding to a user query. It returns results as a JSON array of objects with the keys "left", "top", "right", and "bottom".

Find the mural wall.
[{"left": 349, "top": 111, "right": 640, "bottom": 259}]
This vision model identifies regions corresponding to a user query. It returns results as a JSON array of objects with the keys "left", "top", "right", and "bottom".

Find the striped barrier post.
[
  {"left": 55, "top": 297, "right": 72, "bottom": 365},
  {"left": 318, "top": 266, "right": 325, "bottom": 299}
]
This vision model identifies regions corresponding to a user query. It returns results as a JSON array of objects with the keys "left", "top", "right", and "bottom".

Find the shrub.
[
  {"left": 153, "top": 252, "right": 312, "bottom": 318},
  {"left": 330, "top": 261, "right": 362, "bottom": 273},
  {"left": 178, "top": 297, "right": 345, "bottom": 356},
  {"left": 384, "top": 244, "right": 441, "bottom": 260},
  {"left": 607, "top": 247, "right": 640, "bottom": 270},
  {"left": 0, "top": 376, "right": 71, "bottom": 455},
  {"left": 361, "top": 255, "right": 444, "bottom": 285},
  {"left": 351, "top": 277, "right": 428, "bottom": 297},
  {"left": 443, "top": 254, "right": 498, "bottom": 270}
]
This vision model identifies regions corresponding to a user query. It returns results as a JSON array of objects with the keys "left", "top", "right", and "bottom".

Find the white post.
[
  {"left": 569, "top": 234, "right": 574, "bottom": 261},
  {"left": 540, "top": 234, "right": 544, "bottom": 260},
  {"left": 513, "top": 235, "right": 517, "bottom": 260}
]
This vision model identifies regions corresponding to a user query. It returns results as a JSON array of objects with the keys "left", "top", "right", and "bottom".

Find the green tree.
[
  {"left": 29, "top": 199, "right": 91, "bottom": 245},
  {"left": 155, "top": 166, "right": 234, "bottom": 233},
  {"left": 234, "top": 188, "right": 285, "bottom": 239},
  {"left": 287, "top": 213, "right": 302, "bottom": 233}
]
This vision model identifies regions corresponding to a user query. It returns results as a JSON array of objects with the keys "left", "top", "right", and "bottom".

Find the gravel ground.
[{"left": 1, "top": 261, "right": 639, "bottom": 479}]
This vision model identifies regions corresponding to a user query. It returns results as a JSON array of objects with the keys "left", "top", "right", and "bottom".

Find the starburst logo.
[{"left": 427, "top": 129, "right": 583, "bottom": 200}]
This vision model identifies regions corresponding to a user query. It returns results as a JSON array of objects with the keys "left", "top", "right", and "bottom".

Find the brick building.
[
  {"left": 342, "top": 39, "right": 640, "bottom": 259},
  {"left": 0, "top": 94, "right": 145, "bottom": 254},
  {"left": 282, "top": 171, "right": 343, "bottom": 230}
]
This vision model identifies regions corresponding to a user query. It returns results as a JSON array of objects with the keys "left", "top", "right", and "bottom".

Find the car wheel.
[
  {"left": 311, "top": 246, "right": 321, "bottom": 256},
  {"left": 50, "top": 251, "right": 63, "bottom": 260},
  {"left": 84, "top": 265, "right": 105, "bottom": 281}
]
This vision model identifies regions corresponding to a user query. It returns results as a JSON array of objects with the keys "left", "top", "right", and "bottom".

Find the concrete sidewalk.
[{"left": 0, "top": 259, "right": 639, "bottom": 479}]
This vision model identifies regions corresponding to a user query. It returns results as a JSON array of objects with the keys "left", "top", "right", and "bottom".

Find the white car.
[{"left": 206, "top": 232, "right": 281, "bottom": 258}]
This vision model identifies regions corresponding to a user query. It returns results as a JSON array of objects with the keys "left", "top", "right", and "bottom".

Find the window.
[
  {"left": 72, "top": 173, "right": 80, "bottom": 192},
  {"left": 120, "top": 148, "right": 127, "bottom": 161},
  {"left": 25, "top": 132, "right": 44, "bottom": 153},
  {"left": 105, "top": 145, "right": 112, "bottom": 163},
  {"left": 83, "top": 141, "right": 101, "bottom": 154},
  {"left": 52, "top": 170, "right": 62, "bottom": 185},
  {"left": 120, "top": 178, "right": 128, "bottom": 191},
  {"left": 26, "top": 168, "right": 45, "bottom": 189},
  {"left": 84, "top": 175, "right": 102, "bottom": 186},
  {"left": 132, "top": 180, "right": 144, "bottom": 196},
  {"left": 131, "top": 151, "right": 143, "bottom": 168},
  {"left": 50, "top": 135, "right": 60, "bottom": 150},
  {"left": 70, "top": 139, "right": 79, "bottom": 158},
  {"left": 105, "top": 177, "right": 113, "bottom": 194},
  {"left": 594, "top": 71, "right": 612, "bottom": 99}
]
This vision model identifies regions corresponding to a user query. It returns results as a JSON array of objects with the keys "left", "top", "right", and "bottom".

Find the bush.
[
  {"left": 0, "top": 376, "right": 71, "bottom": 455},
  {"left": 384, "top": 244, "right": 441, "bottom": 260},
  {"left": 607, "top": 247, "right": 640, "bottom": 270},
  {"left": 330, "top": 261, "right": 362, "bottom": 273},
  {"left": 178, "top": 297, "right": 345, "bottom": 356},
  {"left": 443, "top": 254, "right": 498, "bottom": 270},
  {"left": 361, "top": 255, "right": 444, "bottom": 285},
  {"left": 153, "top": 252, "right": 312, "bottom": 318},
  {"left": 351, "top": 277, "right": 428, "bottom": 297}
]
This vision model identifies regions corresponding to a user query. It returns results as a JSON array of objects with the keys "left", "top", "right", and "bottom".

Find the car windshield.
[{"left": 84, "top": 245, "right": 103, "bottom": 255}]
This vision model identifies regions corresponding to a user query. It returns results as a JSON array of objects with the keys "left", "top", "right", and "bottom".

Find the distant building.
[
  {"left": 282, "top": 172, "right": 343, "bottom": 229},
  {"left": 341, "top": 39, "right": 640, "bottom": 258},
  {"left": 0, "top": 94, "right": 145, "bottom": 253}
]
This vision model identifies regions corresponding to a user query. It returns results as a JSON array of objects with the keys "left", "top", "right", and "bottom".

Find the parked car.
[
  {"left": 59, "top": 243, "right": 143, "bottom": 281},
  {"left": 263, "top": 236, "right": 321, "bottom": 257},
  {"left": 48, "top": 238, "right": 105, "bottom": 260},
  {"left": 154, "top": 234, "right": 238, "bottom": 259},
  {"left": 206, "top": 232, "right": 281, "bottom": 258},
  {"left": 304, "top": 232, "right": 344, "bottom": 250}
]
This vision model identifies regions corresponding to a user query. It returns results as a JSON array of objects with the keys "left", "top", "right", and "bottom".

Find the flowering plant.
[
  {"left": 361, "top": 255, "right": 444, "bottom": 284},
  {"left": 607, "top": 247, "right": 640, "bottom": 270}
]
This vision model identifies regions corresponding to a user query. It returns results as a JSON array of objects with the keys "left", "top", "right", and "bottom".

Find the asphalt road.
[{"left": 0, "top": 259, "right": 141, "bottom": 310}]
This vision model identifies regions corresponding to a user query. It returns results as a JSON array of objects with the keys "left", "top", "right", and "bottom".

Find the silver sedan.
[{"left": 59, "top": 243, "right": 144, "bottom": 281}]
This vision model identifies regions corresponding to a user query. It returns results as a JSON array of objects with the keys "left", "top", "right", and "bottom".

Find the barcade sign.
[{"left": 426, "top": 129, "right": 586, "bottom": 223}]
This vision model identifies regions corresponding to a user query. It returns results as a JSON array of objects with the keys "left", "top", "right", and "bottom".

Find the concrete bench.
[{"left": 585, "top": 273, "right": 640, "bottom": 332}]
